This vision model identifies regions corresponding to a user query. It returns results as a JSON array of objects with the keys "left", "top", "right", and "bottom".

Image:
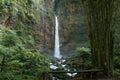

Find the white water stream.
[
  {"left": 54, "top": 16, "right": 61, "bottom": 59},
  {"left": 52, "top": 16, "right": 77, "bottom": 80}
]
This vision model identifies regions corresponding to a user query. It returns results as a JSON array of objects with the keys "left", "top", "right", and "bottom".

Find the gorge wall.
[{"left": 34, "top": 0, "right": 89, "bottom": 54}]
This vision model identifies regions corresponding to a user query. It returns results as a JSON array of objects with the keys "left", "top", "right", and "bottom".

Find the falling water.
[{"left": 54, "top": 16, "right": 61, "bottom": 59}]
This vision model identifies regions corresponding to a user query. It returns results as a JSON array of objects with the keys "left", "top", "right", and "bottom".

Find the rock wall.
[{"left": 35, "top": 0, "right": 89, "bottom": 54}]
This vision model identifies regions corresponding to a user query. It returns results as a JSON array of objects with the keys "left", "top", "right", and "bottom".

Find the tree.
[
  {"left": 81, "top": 0, "right": 115, "bottom": 76},
  {"left": 0, "top": 29, "right": 50, "bottom": 80}
]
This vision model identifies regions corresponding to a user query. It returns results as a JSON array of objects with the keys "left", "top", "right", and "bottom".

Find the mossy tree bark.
[{"left": 81, "top": 0, "right": 115, "bottom": 76}]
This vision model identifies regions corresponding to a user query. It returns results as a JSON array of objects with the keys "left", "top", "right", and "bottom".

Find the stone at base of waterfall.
[
  {"left": 50, "top": 65, "right": 58, "bottom": 70},
  {"left": 67, "top": 73, "right": 77, "bottom": 77}
]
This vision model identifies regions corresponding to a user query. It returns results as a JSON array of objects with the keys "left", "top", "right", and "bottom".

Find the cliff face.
[
  {"left": 33, "top": 0, "right": 54, "bottom": 50},
  {"left": 36, "top": 0, "right": 88, "bottom": 54},
  {"left": 58, "top": 0, "right": 88, "bottom": 49}
]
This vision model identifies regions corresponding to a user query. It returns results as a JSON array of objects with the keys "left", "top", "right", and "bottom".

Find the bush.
[
  {"left": 66, "top": 47, "right": 91, "bottom": 70},
  {"left": 0, "top": 29, "right": 50, "bottom": 80}
]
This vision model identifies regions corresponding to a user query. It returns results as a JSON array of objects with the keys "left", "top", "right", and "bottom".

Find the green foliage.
[
  {"left": 0, "top": 0, "right": 41, "bottom": 49},
  {"left": 0, "top": 29, "right": 50, "bottom": 80},
  {"left": 1, "top": 29, "right": 20, "bottom": 47},
  {"left": 0, "top": 0, "right": 51, "bottom": 79},
  {"left": 66, "top": 47, "right": 91, "bottom": 70},
  {"left": 0, "top": 0, "right": 15, "bottom": 15},
  {"left": 0, "top": 29, "right": 18, "bottom": 55}
]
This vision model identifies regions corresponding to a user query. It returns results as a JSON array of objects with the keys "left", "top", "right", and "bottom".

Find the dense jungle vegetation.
[{"left": 0, "top": 0, "right": 120, "bottom": 80}]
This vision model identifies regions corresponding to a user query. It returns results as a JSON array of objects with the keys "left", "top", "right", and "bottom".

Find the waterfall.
[{"left": 54, "top": 16, "right": 61, "bottom": 59}]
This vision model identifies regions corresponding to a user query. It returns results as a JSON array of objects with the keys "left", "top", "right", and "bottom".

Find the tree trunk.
[{"left": 81, "top": 0, "right": 115, "bottom": 76}]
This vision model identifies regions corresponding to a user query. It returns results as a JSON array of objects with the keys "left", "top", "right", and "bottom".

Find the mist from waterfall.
[{"left": 54, "top": 16, "right": 61, "bottom": 59}]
